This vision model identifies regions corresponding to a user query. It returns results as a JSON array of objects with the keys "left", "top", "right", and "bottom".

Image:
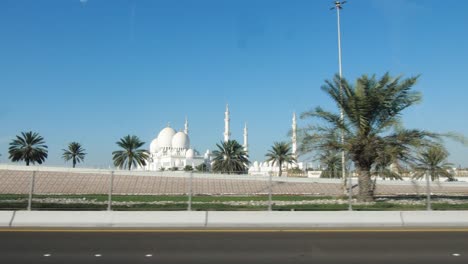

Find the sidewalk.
[{"left": 1, "top": 211, "right": 468, "bottom": 229}]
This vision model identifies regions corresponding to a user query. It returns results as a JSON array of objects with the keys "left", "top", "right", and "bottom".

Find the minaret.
[
  {"left": 224, "top": 104, "right": 231, "bottom": 142},
  {"left": 184, "top": 116, "right": 189, "bottom": 135},
  {"left": 292, "top": 112, "right": 297, "bottom": 159},
  {"left": 243, "top": 123, "right": 248, "bottom": 153}
]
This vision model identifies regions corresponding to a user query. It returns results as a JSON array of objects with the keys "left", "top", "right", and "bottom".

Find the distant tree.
[
  {"left": 265, "top": 142, "right": 296, "bottom": 177},
  {"left": 112, "top": 135, "right": 149, "bottom": 170},
  {"left": 412, "top": 145, "right": 454, "bottom": 181},
  {"left": 8, "top": 131, "right": 48, "bottom": 166},
  {"left": 62, "top": 142, "right": 86, "bottom": 168},
  {"left": 212, "top": 140, "right": 250, "bottom": 174},
  {"left": 195, "top": 163, "right": 209, "bottom": 172},
  {"left": 319, "top": 150, "right": 342, "bottom": 178},
  {"left": 171, "top": 167, "right": 179, "bottom": 171},
  {"left": 287, "top": 167, "right": 304, "bottom": 177},
  {"left": 183, "top": 165, "right": 193, "bottom": 171}
]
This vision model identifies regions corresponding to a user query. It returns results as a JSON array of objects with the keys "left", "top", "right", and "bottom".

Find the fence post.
[
  {"left": 187, "top": 171, "right": 193, "bottom": 211},
  {"left": 347, "top": 171, "right": 353, "bottom": 211},
  {"left": 425, "top": 172, "right": 431, "bottom": 211},
  {"left": 268, "top": 174, "right": 273, "bottom": 211},
  {"left": 107, "top": 171, "right": 114, "bottom": 211},
  {"left": 27, "top": 171, "right": 36, "bottom": 211}
]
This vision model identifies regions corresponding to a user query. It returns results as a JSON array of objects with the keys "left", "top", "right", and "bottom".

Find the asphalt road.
[{"left": 0, "top": 230, "right": 467, "bottom": 264}]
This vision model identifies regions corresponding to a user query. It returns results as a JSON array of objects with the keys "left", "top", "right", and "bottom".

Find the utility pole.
[{"left": 331, "top": 1, "right": 348, "bottom": 194}]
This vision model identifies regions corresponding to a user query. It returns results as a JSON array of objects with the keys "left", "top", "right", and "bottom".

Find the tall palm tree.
[
  {"left": 300, "top": 73, "right": 437, "bottom": 201},
  {"left": 412, "top": 145, "right": 454, "bottom": 181},
  {"left": 112, "top": 135, "right": 149, "bottom": 170},
  {"left": 62, "top": 142, "right": 86, "bottom": 168},
  {"left": 265, "top": 142, "right": 296, "bottom": 177},
  {"left": 212, "top": 140, "right": 250, "bottom": 174},
  {"left": 8, "top": 131, "right": 48, "bottom": 166}
]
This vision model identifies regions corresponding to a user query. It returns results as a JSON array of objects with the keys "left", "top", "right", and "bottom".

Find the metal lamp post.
[{"left": 331, "top": 1, "right": 352, "bottom": 209}]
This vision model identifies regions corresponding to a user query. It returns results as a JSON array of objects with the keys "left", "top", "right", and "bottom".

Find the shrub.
[{"left": 195, "top": 163, "right": 209, "bottom": 172}]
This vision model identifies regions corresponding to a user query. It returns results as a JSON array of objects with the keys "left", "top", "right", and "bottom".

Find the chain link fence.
[{"left": 1, "top": 166, "right": 467, "bottom": 211}]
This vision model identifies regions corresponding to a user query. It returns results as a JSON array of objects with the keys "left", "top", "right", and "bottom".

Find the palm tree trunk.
[
  {"left": 72, "top": 158, "right": 76, "bottom": 168},
  {"left": 357, "top": 166, "right": 374, "bottom": 202},
  {"left": 279, "top": 161, "right": 282, "bottom": 177},
  {"left": 26, "top": 160, "right": 30, "bottom": 166}
]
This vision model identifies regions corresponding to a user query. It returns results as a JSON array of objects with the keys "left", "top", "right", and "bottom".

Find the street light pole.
[{"left": 331, "top": 1, "right": 348, "bottom": 196}]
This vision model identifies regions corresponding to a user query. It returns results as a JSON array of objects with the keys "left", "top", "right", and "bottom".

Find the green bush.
[{"left": 195, "top": 163, "right": 209, "bottom": 172}]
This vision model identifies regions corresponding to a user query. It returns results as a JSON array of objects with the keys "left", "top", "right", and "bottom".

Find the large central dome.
[{"left": 157, "top": 127, "right": 176, "bottom": 148}]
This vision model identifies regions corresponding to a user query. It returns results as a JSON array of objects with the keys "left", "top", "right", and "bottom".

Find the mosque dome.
[
  {"left": 186, "top": 148, "right": 195, "bottom": 159},
  {"left": 157, "top": 127, "right": 176, "bottom": 148},
  {"left": 172, "top": 131, "right": 190, "bottom": 149},
  {"left": 150, "top": 138, "right": 159, "bottom": 153}
]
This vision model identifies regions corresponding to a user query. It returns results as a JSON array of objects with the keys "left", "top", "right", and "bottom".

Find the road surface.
[{"left": 0, "top": 229, "right": 467, "bottom": 263}]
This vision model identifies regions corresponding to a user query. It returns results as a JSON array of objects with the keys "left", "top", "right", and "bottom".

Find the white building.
[
  {"left": 144, "top": 118, "right": 209, "bottom": 170},
  {"left": 143, "top": 105, "right": 302, "bottom": 174},
  {"left": 144, "top": 105, "right": 245, "bottom": 171}
]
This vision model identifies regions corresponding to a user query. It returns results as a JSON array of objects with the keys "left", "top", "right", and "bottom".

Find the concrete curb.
[
  {"left": 5, "top": 210, "right": 468, "bottom": 228},
  {"left": 0, "top": 211, "right": 14, "bottom": 227},
  {"left": 109, "top": 211, "right": 206, "bottom": 228},
  {"left": 11, "top": 211, "right": 206, "bottom": 228},
  {"left": 206, "top": 211, "right": 403, "bottom": 228},
  {"left": 12, "top": 211, "right": 113, "bottom": 227},
  {"left": 401, "top": 211, "right": 468, "bottom": 227}
]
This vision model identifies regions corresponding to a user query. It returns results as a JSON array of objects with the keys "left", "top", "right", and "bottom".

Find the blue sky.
[{"left": 1, "top": 0, "right": 468, "bottom": 168}]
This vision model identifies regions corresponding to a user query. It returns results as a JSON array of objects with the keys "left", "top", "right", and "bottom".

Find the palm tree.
[
  {"left": 412, "top": 145, "right": 454, "bottom": 181},
  {"left": 212, "top": 140, "right": 250, "bottom": 174},
  {"left": 112, "top": 135, "right": 149, "bottom": 170},
  {"left": 371, "top": 145, "right": 405, "bottom": 180},
  {"left": 8, "top": 131, "right": 48, "bottom": 166},
  {"left": 319, "top": 150, "right": 342, "bottom": 178},
  {"left": 265, "top": 142, "right": 296, "bottom": 177},
  {"left": 62, "top": 142, "right": 86, "bottom": 168},
  {"left": 300, "top": 73, "right": 437, "bottom": 201}
]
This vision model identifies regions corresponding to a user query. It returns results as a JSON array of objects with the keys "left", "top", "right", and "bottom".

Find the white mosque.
[
  {"left": 144, "top": 117, "right": 208, "bottom": 171},
  {"left": 144, "top": 105, "right": 246, "bottom": 171},
  {"left": 144, "top": 105, "right": 303, "bottom": 174}
]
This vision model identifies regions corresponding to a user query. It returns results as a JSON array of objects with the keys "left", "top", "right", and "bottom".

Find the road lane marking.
[
  {"left": 94, "top": 254, "right": 102, "bottom": 257},
  {"left": 43, "top": 253, "right": 51, "bottom": 257},
  {"left": 452, "top": 253, "right": 460, "bottom": 257},
  {"left": 145, "top": 254, "right": 153, "bottom": 257}
]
